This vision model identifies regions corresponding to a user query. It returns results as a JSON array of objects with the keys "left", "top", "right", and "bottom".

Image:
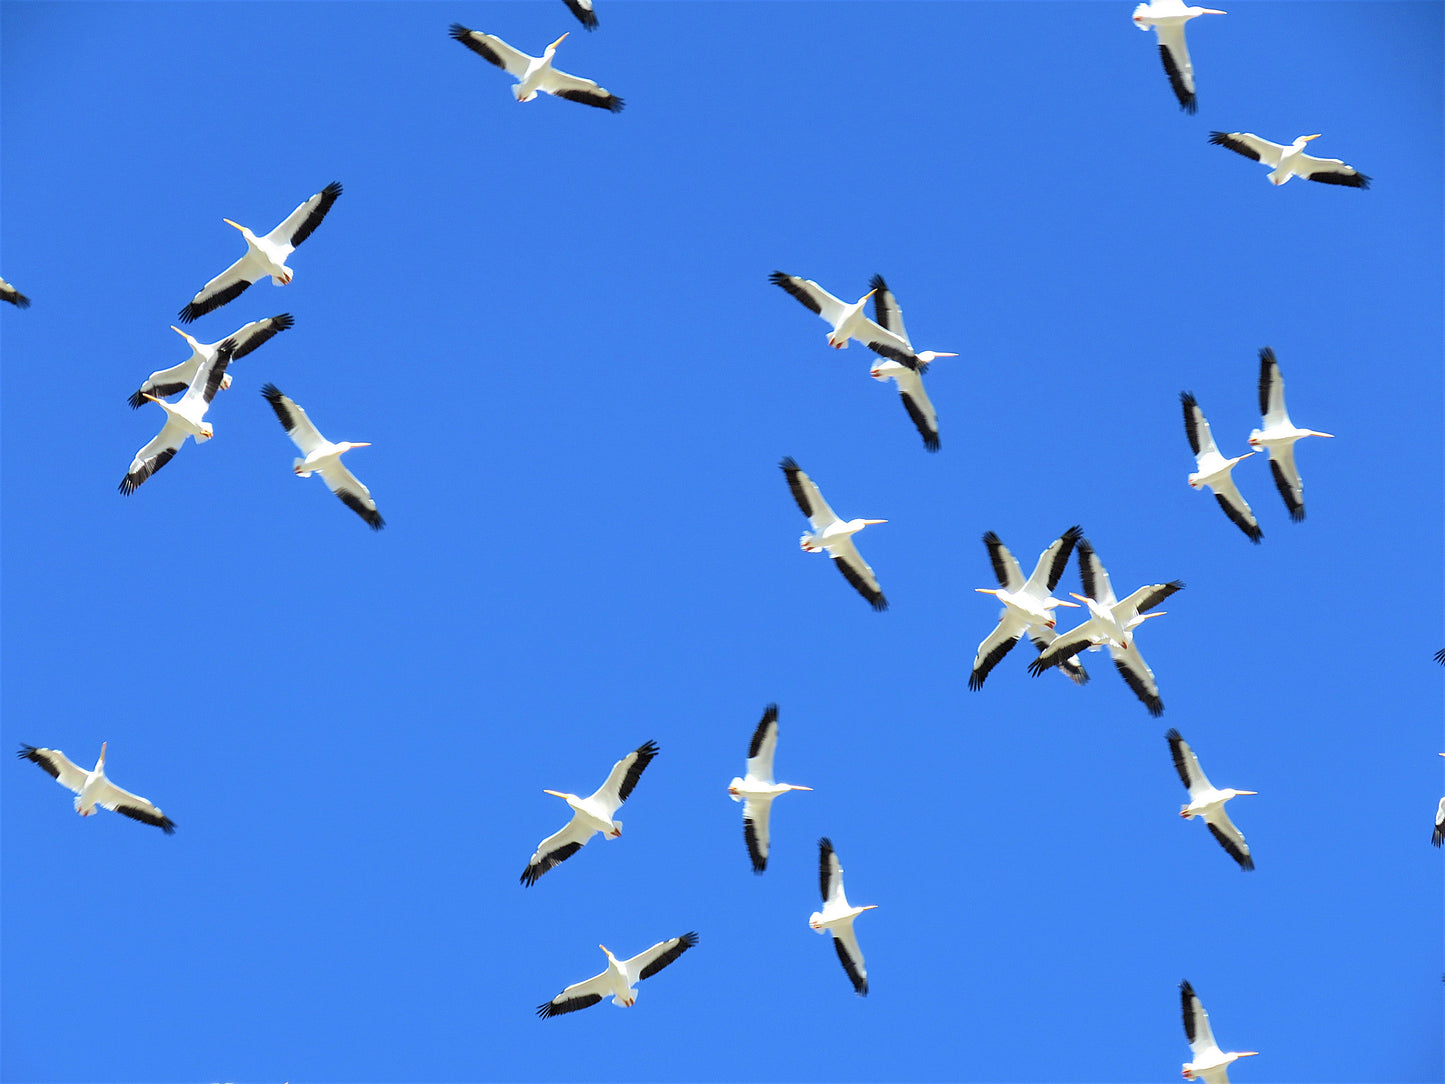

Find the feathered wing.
[
  {"left": 0, "top": 277, "right": 31, "bottom": 308},
  {"left": 826, "top": 536, "right": 887, "bottom": 612},
  {"left": 314, "top": 460, "right": 385, "bottom": 531},
  {"left": 92, "top": 778, "right": 176, "bottom": 833},
  {"left": 868, "top": 273, "right": 912, "bottom": 349},
  {"left": 1180, "top": 980, "right": 1223, "bottom": 1061},
  {"left": 779, "top": 457, "right": 839, "bottom": 530},
  {"left": 587, "top": 739, "right": 660, "bottom": 815},
  {"left": 769, "top": 271, "right": 848, "bottom": 325},
  {"left": 1025, "top": 629, "right": 1089, "bottom": 684},
  {"left": 1024, "top": 525, "right": 1083, "bottom": 595},
  {"left": 1153, "top": 24, "right": 1197, "bottom": 112},
  {"left": 1209, "top": 478, "right": 1263, "bottom": 543},
  {"left": 744, "top": 704, "right": 780, "bottom": 782},
  {"left": 536, "top": 970, "right": 610, "bottom": 1018},
  {"left": 448, "top": 25, "right": 535, "bottom": 77},
  {"left": 875, "top": 363, "right": 939, "bottom": 451},
  {"left": 632, "top": 930, "right": 699, "bottom": 981},
  {"left": 1111, "top": 645, "right": 1164, "bottom": 716},
  {"left": 520, "top": 816, "right": 594, "bottom": 886},
  {"left": 1116, "top": 580, "right": 1185, "bottom": 620},
  {"left": 1202, "top": 805, "right": 1254, "bottom": 871},
  {"left": 1266, "top": 443, "right": 1306, "bottom": 521},
  {"left": 119, "top": 419, "right": 187, "bottom": 495},
  {"left": 179, "top": 251, "right": 265, "bottom": 323},
  {"left": 17, "top": 745, "right": 89, "bottom": 793},
  {"left": 1180, "top": 391, "right": 1218, "bottom": 459},
  {"left": 1208, "top": 130, "right": 1286, "bottom": 167},
  {"left": 1433, "top": 797, "right": 1444, "bottom": 848},
  {"left": 260, "top": 384, "right": 327, "bottom": 455},
  {"left": 981, "top": 532, "right": 1025, "bottom": 592},
  {"left": 537, "top": 67, "right": 624, "bottom": 112},
  {"left": 267, "top": 182, "right": 342, "bottom": 249},
  {"left": 1257, "top": 347, "right": 1288, "bottom": 428},
  {"left": 968, "top": 616, "right": 1025, "bottom": 691},
  {"left": 831, "top": 922, "right": 869, "bottom": 996},
  {"left": 1166, "top": 729, "right": 1212, "bottom": 796},
  {"left": 562, "top": 0, "right": 598, "bottom": 29},
  {"left": 1075, "top": 539, "right": 1116, "bottom": 608},
  {"left": 743, "top": 798, "right": 773, "bottom": 872}
]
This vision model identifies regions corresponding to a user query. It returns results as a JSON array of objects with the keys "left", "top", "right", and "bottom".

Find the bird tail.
[{"left": 293, "top": 457, "right": 312, "bottom": 478}]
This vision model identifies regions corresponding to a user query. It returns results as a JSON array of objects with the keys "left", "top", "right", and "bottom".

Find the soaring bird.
[
  {"left": 521, "top": 740, "right": 659, "bottom": 886},
  {"left": 810, "top": 838, "right": 875, "bottom": 996},
  {"left": 260, "top": 384, "right": 383, "bottom": 530},
  {"left": 1131, "top": 0, "right": 1225, "bottom": 113},
  {"left": 1208, "top": 131, "right": 1370, "bottom": 188},
  {"left": 18, "top": 743, "right": 175, "bottom": 833},
  {"left": 867, "top": 274, "right": 957, "bottom": 451},
  {"left": 1181, "top": 392, "right": 1261, "bottom": 542},
  {"left": 728, "top": 704, "right": 812, "bottom": 873},
  {"left": 120, "top": 337, "right": 237, "bottom": 495},
  {"left": 0, "top": 275, "right": 30, "bottom": 308},
  {"left": 179, "top": 182, "right": 342, "bottom": 323},
  {"left": 537, "top": 932, "right": 697, "bottom": 1016},
  {"left": 1248, "top": 347, "right": 1334, "bottom": 521},
  {"left": 770, "top": 271, "right": 924, "bottom": 369},
  {"left": 969, "top": 526, "right": 1088, "bottom": 690},
  {"left": 448, "top": 26, "right": 623, "bottom": 111},
  {"left": 129, "top": 315, "right": 294, "bottom": 408},
  {"left": 1167, "top": 729, "right": 1256, "bottom": 870},
  {"left": 562, "top": 0, "right": 598, "bottom": 30},
  {"left": 1029, "top": 539, "right": 1182, "bottom": 715},
  {"left": 1179, "top": 980, "right": 1258, "bottom": 1082},
  {"left": 780, "top": 457, "right": 888, "bottom": 611}
]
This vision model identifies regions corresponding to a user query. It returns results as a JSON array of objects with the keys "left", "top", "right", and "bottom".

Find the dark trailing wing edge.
[
  {"left": 260, "top": 383, "right": 298, "bottom": 432},
  {"left": 1, "top": 283, "right": 31, "bottom": 308},
  {"left": 615, "top": 740, "right": 660, "bottom": 804},
  {"left": 833, "top": 935, "right": 868, "bottom": 996},
  {"left": 289, "top": 182, "right": 343, "bottom": 248},
  {"left": 1206, "top": 821, "right": 1254, "bottom": 870},
  {"left": 231, "top": 312, "right": 296, "bottom": 361},
  {"left": 1027, "top": 632, "right": 1089, "bottom": 685},
  {"left": 865, "top": 339, "right": 919, "bottom": 371},
  {"left": 779, "top": 457, "right": 814, "bottom": 518},
  {"left": 555, "top": 89, "right": 624, "bottom": 112},
  {"left": 1158, "top": 44, "right": 1197, "bottom": 113},
  {"left": 1027, "top": 636, "right": 1091, "bottom": 677},
  {"left": 637, "top": 931, "right": 699, "bottom": 981},
  {"left": 520, "top": 841, "right": 582, "bottom": 886},
  {"left": 968, "top": 632, "right": 1021, "bottom": 691},
  {"left": 833, "top": 555, "right": 887, "bottom": 612},
  {"left": 562, "top": 0, "right": 598, "bottom": 29},
  {"left": 818, "top": 837, "right": 835, "bottom": 902},
  {"left": 1309, "top": 168, "right": 1370, "bottom": 189},
  {"left": 1214, "top": 493, "right": 1263, "bottom": 543},
  {"left": 1434, "top": 648, "right": 1445, "bottom": 665},
  {"left": 1268, "top": 459, "right": 1306, "bottom": 521},
  {"left": 1114, "top": 658, "right": 1164, "bottom": 716},
  {"left": 114, "top": 804, "right": 176, "bottom": 834},
  {"left": 17, "top": 744, "right": 61, "bottom": 779},
  {"left": 200, "top": 339, "right": 238, "bottom": 404},
  {"left": 899, "top": 392, "right": 939, "bottom": 451},
  {"left": 119, "top": 447, "right": 177, "bottom": 496},
  {"left": 1257, "top": 347, "right": 1277, "bottom": 418},
  {"left": 744, "top": 817, "right": 767, "bottom": 873},
  {"left": 1180, "top": 391, "right": 1203, "bottom": 456},
  {"left": 1208, "top": 130, "right": 1261, "bottom": 162},
  {"left": 1180, "top": 981, "right": 1200, "bottom": 1043},
  {"left": 128, "top": 382, "right": 187, "bottom": 409},
  {"left": 747, "top": 705, "right": 779, "bottom": 760},
  {"left": 179, "top": 277, "right": 252, "bottom": 324},
  {"left": 982, "top": 531, "right": 1013, "bottom": 589},
  {"left": 1076, "top": 539, "right": 1100, "bottom": 601},
  {"left": 868, "top": 273, "right": 894, "bottom": 332},
  {"left": 1165, "top": 729, "right": 1193, "bottom": 790},
  {"left": 1133, "top": 580, "right": 1185, "bottom": 615},
  {"left": 336, "top": 490, "right": 385, "bottom": 531},
  {"left": 1433, "top": 802, "right": 1444, "bottom": 848},
  {"left": 769, "top": 271, "right": 822, "bottom": 315},
  {"left": 449, "top": 24, "right": 508, "bottom": 69},
  {"left": 1045, "top": 526, "right": 1083, "bottom": 592},
  {"left": 536, "top": 992, "right": 604, "bottom": 1019}
]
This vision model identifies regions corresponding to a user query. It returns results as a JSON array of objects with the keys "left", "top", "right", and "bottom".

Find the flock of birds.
[{"left": 4, "top": 1, "right": 1434, "bottom": 1077}]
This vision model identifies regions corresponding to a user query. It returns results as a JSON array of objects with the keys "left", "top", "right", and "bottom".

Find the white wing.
[
  {"left": 1257, "top": 347, "right": 1290, "bottom": 429},
  {"left": 1115, "top": 580, "right": 1184, "bottom": 623},
  {"left": 780, "top": 458, "right": 840, "bottom": 531},
  {"left": 1022, "top": 526, "right": 1083, "bottom": 598},
  {"left": 263, "top": 182, "right": 342, "bottom": 250},
  {"left": 1265, "top": 441, "right": 1305, "bottom": 521},
  {"left": 535, "top": 66, "right": 624, "bottom": 111},
  {"left": 1294, "top": 151, "right": 1371, "bottom": 187},
  {"left": 744, "top": 704, "right": 780, "bottom": 783},
  {"left": 180, "top": 250, "right": 267, "bottom": 323},
  {"left": 177, "top": 337, "right": 236, "bottom": 413},
  {"left": 584, "top": 739, "right": 660, "bottom": 818},
  {"left": 1109, "top": 642, "right": 1164, "bottom": 717},
  {"left": 1166, "top": 730, "right": 1214, "bottom": 798},
  {"left": 1075, "top": 539, "right": 1117, "bottom": 608},
  {"left": 119, "top": 417, "right": 190, "bottom": 495},
  {"left": 875, "top": 362, "right": 939, "bottom": 451},
  {"left": 1025, "top": 627, "right": 1089, "bottom": 684},
  {"left": 1205, "top": 472, "right": 1263, "bottom": 543},
  {"left": 825, "top": 535, "right": 887, "bottom": 612},
  {"left": 1433, "top": 796, "right": 1444, "bottom": 848},
  {"left": 229, "top": 313, "right": 296, "bottom": 361},
  {"left": 819, "top": 837, "right": 848, "bottom": 908},
  {"left": 1201, "top": 804, "right": 1253, "bottom": 870},
  {"left": 18, "top": 745, "right": 89, "bottom": 793},
  {"left": 831, "top": 921, "right": 869, "bottom": 996},
  {"left": 448, "top": 25, "right": 535, "bottom": 77},
  {"left": 536, "top": 967, "right": 611, "bottom": 1018},
  {"left": 520, "top": 814, "right": 598, "bottom": 886},
  {"left": 1028, "top": 614, "right": 1103, "bottom": 675},
  {"left": 769, "top": 272, "right": 852, "bottom": 328},
  {"left": 743, "top": 798, "right": 773, "bottom": 872},
  {"left": 868, "top": 274, "right": 913, "bottom": 350},
  {"left": 968, "top": 614, "right": 1026, "bottom": 691},
  {"left": 562, "top": 0, "right": 598, "bottom": 30},
  {"left": 91, "top": 777, "right": 175, "bottom": 832},
  {"left": 1153, "top": 21, "right": 1198, "bottom": 111},
  {"left": 981, "top": 531, "right": 1026, "bottom": 593},
  {"left": 1181, "top": 392, "right": 1221, "bottom": 461},
  {"left": 627, "top": 930, "right": 699, "bottom": 982},
  {"left": 260, "top": 384, "right": 328, "bottom": 455},
  {"left": 1181, "top": 981, "right": 1224, "bottom": 1061},
  {"left": 1209, "top": 131, "right": 1288, "bottom": 168},
  {"left": 313, "top": 458, "right": 385, "bottom": 531}
]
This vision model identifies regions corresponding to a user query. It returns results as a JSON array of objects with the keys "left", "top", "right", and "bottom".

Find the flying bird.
[
  {"left": 969, "top": 526, "right": 1088, "bottom": 690},
  {"left": 261, "top": 384, "right": 384, "bottom": 530},
  {"left": 810, "top": 837, "right": 875, "bottom": 996},
  {"left": 562, "top": 0, "right": 598, "bottom": 30},
  {"left": 537, "top": 932, "right": 697, "bottom": 1017},
  {"left": 18, "top": 742, "right": 175, "bottom": 833},
  {"left": 1029, "top": 539, "right": 1182, "bottom": 716},
  {"left": 1131, "top": 0, "right": 1225, "bottom": 113},
  {"left": 1434, "top": 754, "right": 1444, "bottom": 849},
  {"left": 1248, "top": 347, "right": 1334, "bottom": 521},
  {"left": 129, "top": 315, "right": 294, "bottom": 408},
  {"left": 120, "top": 337, "right": 237, "bottom": 495},
  {"left": 1208, "top": 131, "right": 1370, "bottom": 188},
  {"left": 179, "top": 182, "right": 342, "bottom": 323},
  {"left": 728, "top": 704, "right": 812, "bottom": 873},
  {"left": 1167, "top": 729, "right": 1256, "bottom": 870},
  {"left": 867, "top": 274, "right": 957, "bottom": 451},
  {"left": 0, "top": 275, "right": 30, "bottom": 308},
  {"left": 780, "top": 457, "right": 888, "bottom": 611},
  {"left": 520, "top": 740, "right": 659, "bottom": 886},
  {"left": 1179, "top": 980, "right": 1258, "bottom": 1082},
  {"left": 770, "top": 271, "right": 924, "bottom": 369},
  {"left": 1181, "top": 392, "right": 1261, "bottom": 542},
  {"left": 448, "top": 26, "right": 623, "bottom": 111}
]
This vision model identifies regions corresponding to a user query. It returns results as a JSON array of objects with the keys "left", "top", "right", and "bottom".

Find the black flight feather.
[
  {"left": 17, "top": 744, "right": 61, "bottom": 779},
  {"left": 769, "top": 271, "right": 821, "bottom": 315},
  {"left": 1114, "top": 657, "right": 1164, "bottom": 716},
  {"left": 179, "top": 277, "right": 251, "bottom": 324},
  {"left": 115, "top": 804, "right": 176, "bottom": 834},
  {"left": 1206, "top": 821, "right": 1254, "bottom": 870},
  {"left": 1214, "top": 493, "right": 1263, "bottom": 543},
  {"left": 1044, "top": 526, "right": 1083, "bottom": 592},
  {"left": 336, "top": 490, "right": 385, "bottom": 531},
  {"left": 899, "top": 392, "right": 939, "bottom": 451},
  {"left": 520, "top": 841, "right": 582, "bottom": 887},
  {"left": 1257, "top": 347, "right": 1278, "bottom": 418},
  {"left": 833, "top": 555, "right": 887, "bottom": 612},
  {"left": 562, "top": 0, "right": 598, "bottom": 30},
  {"left": 128, "top": 382, "right": 187, "bottom": 409},
  {"left": 982, "top": 532, "right": 1013, "bottom": 590},
  {"left": 615, "top": 740, "right": 659, "bottom": 803},
  {"left": 1158, "top": 43, "right": 1197, "bottom": 113},
  {"left": 119, "top": 447, "right": 177, "bottom": 495},
  {"left": 637, "top": 931, "right": 698, "bottom": 981},
  {"left": 449, "top": 24, "right": 508, "bottom": 69},
  {"left": 288, "top": 182, "right": 342, "bottom": 248},
  {"left": 968, "top": 632, "right": 1020, "bottom": 691},
  {"left": 555, "top": 88, "right": 624, "bottom": 112},
  {"left": 779, "top": 457, "right": 813, "bottom": 519},
  {"left": 744, "top": 817, "right": 767, "bottom": 873},
  {"left": 1180, "top": 391, "right": 1203, "bottom": 455},
  {"left": 1308, "top": 168, "right": 1370, "bottom": 189},
  {"left": 1268, "top": 459, "right": 1306, "bottom": 521},
  {"left": 1208, "top": 130, "right": 1261, "bottom": 162},
  {"left": 747, "top": 705, "right": 778, "bottom": 760},
  {"left": 536, "top": 992, "right": 603, "bottom": 1019},
  {"left": 833, "top": 936, "right": 868, "bottom": 996}
]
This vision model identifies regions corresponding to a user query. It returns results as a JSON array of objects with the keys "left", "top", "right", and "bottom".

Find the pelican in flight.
[
  {"left": 129, "top": 315, "right": 294, "bottom": 408},
  {"left": 448, "top": 26, "right": 623, "bottom": 111},
  {"left": 1131, "top": 0, "right": 1224, "bottom": 113},
  {"left": 1181, "top": 392, "right": 1261, "bottom": 543},
  {"left": 867, "top": 274, "right": 957, "bottom": 451},
  {"left": 1167, "top": 729, "right": 1255, "bottom": 870},
  {"left": 1180, "top": 980, "right": 1258, "bottom": 1082},
  {"left": 810, "top": 837, "right": 875, "bottom": 996},
  {"left": 120, "top": 337, "right": 237, "bottom": 495},
  {"left": 521, "top": 740, "right": 659, "bottom": 886},
  {"left": 1208, "top": 131, "right": 1370, "bottom": 188},
  {"left": 261, "top": 384, "right": 383, "bottom": 530},
  {"left": 969, "top": 526, "right": 1088, "bottom": 690},
  {"left": 1, "top": 275, "right": 30, "bottom": 308},
  {"left": 1434, "top": 754, "right": 1444, "bottom": 849},
  {"left": 537, "top": 932, "right": 697, "bottom": 1016},
  {"left": 1248, "top": 347, "right": 1333, "bottom": 521},
  {"left": 18, "top": 743, "right": 175, "bottom": 833},
  {"left": 770, "top": 271, "right": 924, "bottom": 369},
  {"left": 562, "top": 0, "right": 598, "bottom": 30},
  {"left": 179, "top": 182, "right": 342, "bottom": 323},
  {"left": 1029, "top": 539, "right": 1182, "bottom": 716},
  {"left": 780, "top": 457, "right": 888, "bottom": 611},
  {"left": 728, "top": 704, "right": 812, "bottom": 873}
]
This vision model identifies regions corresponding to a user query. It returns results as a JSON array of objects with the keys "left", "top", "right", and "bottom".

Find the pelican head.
[
  {"left": 1228, "top": 789, "right": 1258, "bottom": 798},
  {"left": 169, "top": 325, "right": 201, "bottom": 351},
  {"left": 848, "top": 518, "right": 887, "bottom": 533},
  {"left": 916, "top": 350, "right": 958, "bottom": 364},
  {"left": 543, "top": 789, "right": 575, "bottom": 801},
  {"left": 546, "top": 31, "right": 569, "bottom": 53},
  {"left": 222, "top": 218, "right": 257, "bottom": 242},
  {"left": 1300, "top": 133, "right": 1322, "bottom": 142},
  {"left": 96, "top": 741, "right": 107, "bottom": 769}
]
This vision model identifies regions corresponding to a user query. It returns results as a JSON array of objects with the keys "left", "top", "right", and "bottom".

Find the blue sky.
[{"left": 1, "top": 2, "right": 1441, "bottom": 1082}]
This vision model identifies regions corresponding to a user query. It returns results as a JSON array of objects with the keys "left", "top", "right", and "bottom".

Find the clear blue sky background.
[{"left": 2, "top": 2, "right": 1441, "bottom": 1082}]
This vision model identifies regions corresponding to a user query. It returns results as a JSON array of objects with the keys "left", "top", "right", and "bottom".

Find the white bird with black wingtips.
[
  {"left": 810, "top": 837, "right": 875, "bottom": 996},
  {"left": 1167, "top": 729, "right": 1255, "bottom": 871},
  {"left": 537, "top": 932, "right": 697, "bottom": 1016},
  {"left": 521, "top": 740, "right": 659, "bottom": 886},
  {"left": 1181, "top": 392, "right": 1261, "bottom": 542},
  {"left": 728, "top": 704, "right": 812, "bottom": 873},
  {"left": 770, "top": 271, "right": 923, "bottom": 369},
  {"left": 129, "top": 315, "right": 294, "bottom": 408},
  {"left": 1179, "top": 980, "right": 1258, "bottom": 1082},
  {"left": 780, "top": 458, "right": 888, "bottom": 611},
  {"left": 179, "top": 182, "right": 342, "bottom": 323},
  {"left": 449, "top": 26, "right": 623, "bottom": 111},
  {"left": 260, "top": 384, "right": 384, "bottom": 530},
  {"left": 1208, "top": 131, "right": 1370, "bottom": 188},
  {"left": 1131, "top": 0, "right": 1225, "bottom": 114},
  {"left": 1248, "top": 347, "right": 1333, "bottom": 521},
  {"left": 119, "top": 337, "right": 237, "bottom": 494},
  {"left": 867, "top": 274, "right": 957, "bottom": 451},
  {"left": 18, "top": 743, "right": 175, "bottom": 833}
]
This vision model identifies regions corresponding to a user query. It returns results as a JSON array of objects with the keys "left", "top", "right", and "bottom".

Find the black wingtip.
[
  {"left": 177, "top": 303, "right": 202, "bottom": 325},
  {"left": 126, "top": 389, "right": 148, "bottom": 409}
]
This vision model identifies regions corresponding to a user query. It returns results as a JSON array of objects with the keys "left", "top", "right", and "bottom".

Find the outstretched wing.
[
  {"left": 520, "top": 815, "right": 595, "bottom": 886},
  {"left": 536, "top": 969, "right": 609, "bottom": 1018},
  {"left": 633, "top": 930, "right": 699, "bottom": 981},
  {"left": 265, "top": 181, "right": 343, "bottom": 249},
  {"left": 1209, "top": 130, "right": 1287, "bottom": 167},
  {"left": 449, "top": 25, "right": 534, "bottom": 77},
  {"left": 779, "top": 457, "right": 839, "bottom": 530},
  {"left": 585, "top": 739, "right": 661, "bottom": 816},
  {"left": 17, "top": 745, "right": 89, "bottom": 793}
]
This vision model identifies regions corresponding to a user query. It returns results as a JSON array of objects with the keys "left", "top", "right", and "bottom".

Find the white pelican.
[
  {"left": 179, "top": 182, "right": 343, "bottom": 323},
  {"left": 868, "top": 274, "right": 957, "bottom": 451},
  {"left": 129, "top": 314, "right": 294, "bottom": 408},
  {"left": 1131, "top": 0, "right": 1224, "bottom": 114},
  {"left": 728, "top": 704, "right": 812, "bottom": 873},
  {"left": 780, "top": 457, "right": 888, "bottom": 611},
  {"left": 448, "top": 26, "right": 623, "bottom": 111},
  {"left": 1434, "top": 754, "right": 1444, "bottom": 849},
  {"left": 1180, "top": 980, "right": 1258, "bottom": 1082},
  {"left": 1248, "top": 347, "right": 1333, "bottom": 521},
  {"left": 1029, "top": 539, "right": 1182, "bottom": 716},
  {"left": 260, "top": 384, "right": 384, "bottom": 530},
  {"left": 1181, "top": 392, "right": 1261, "bottom": 543},
  {"left": 770, "top": 271, "right": 923, "bottom": 369},
  {"left": 810, "top": 837, "right": 875, "bottom": 997},
  {"left": 537, "top": 932, "right": 697, "bottom": 1017},
  {"left": 521, "top": 740, "right": 659, "bottom": 886},
  {"left": 18, "top": 743, "right": 175, "bottom": 833},
  {"left": 1, "top": 275, "right": 30, "bottom": 308},
  {"left": 1167, "top": 729, "right": 1255, "bottom": 871},
  {"left": 562, "top": 0, "right": 598, "bottom": 30},
  {"left": 1208, "top": 131, "right": 1371, "bottom": 188},
  {"left": 969, "top": 526, "right": 1088, "bottom": 690},
  {"left": 120, "top": 337, "right": 237, "bottom": 495}
]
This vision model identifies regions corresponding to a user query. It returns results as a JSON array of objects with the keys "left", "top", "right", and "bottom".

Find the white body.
[
  {"left": 1167, "top": 729, "right": 1255, "bottom": 870},
  {"left": 1180, "top": 980, "right": 1258, "bottom": 1083},
  {"left": 18, "top": 742, "right": 175, "bottom": 832},
  {"left": 130, "top": 315, "right": 294, "bottom": 408},
  {"left": 449, "top": 27, "right": 623, "bottom": 110},
  {"left": 970, "top": 527, "right": 1087, "bottom": 689},
  {"left": 809, "top": 838, "right": 875, "bottom": 996},
  {"left": 728, "top": 704, "right": 811, "bottom": 872},
  {"left": 867, "top": 274, "right": 955, "bottom": 450},
  {"left": 120, "top": 338, "right": 236, "bottom": 494},
  {"left": 780, "top": 458, "right": 888, "bottom": 611},
  {"left": 537, "top": 932, "right": 697, "bottom": 1016},
  {"left": 1131, "top": 0, "right": 1225, "bottom": 113},
  {"left": 1248, "top": 347, "right": 1333, "bottom": 521},
  {"left": 1208, "top": 131, "right": 1370, "bottom": 187},
  {"left": 1181, "top": 392, "right": 1260, "bottom": 542}
]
